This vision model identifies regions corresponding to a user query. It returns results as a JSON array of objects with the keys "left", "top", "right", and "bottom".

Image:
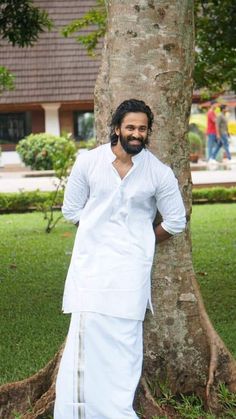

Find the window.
[
  {"left": 74, "top": 111, "right": 95, "bottom": 141},
  {"left": 0, "top": 112, "right": 31, "bottom": 143}
]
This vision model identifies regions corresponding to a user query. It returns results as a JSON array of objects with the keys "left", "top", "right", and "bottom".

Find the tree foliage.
[
  {"left": 0, "top": 0, "right": 52, "bottom": 92},
  {"left": 0, "top": 0, "right": 52, "bottom": 47},
  {"left": 194, "top": 0, "right": 236, "bottom": 92},
  {"left": 62, "top": 0, "right": 106, "bottom": 56},
  {"left": 63, "top": 0, "right": 236, "bottom": 92},
  {"left": 0, "top": 66, "right": 14, "bottom": 93}
]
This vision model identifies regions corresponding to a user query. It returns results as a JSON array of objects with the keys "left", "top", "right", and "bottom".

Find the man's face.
[{"left": 115, "top": 112, "right": 149, "bottom": 155}]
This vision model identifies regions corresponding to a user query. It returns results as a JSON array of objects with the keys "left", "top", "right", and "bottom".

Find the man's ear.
[{"left": 115, "top": 126, "right": 120, "bottom": 137}]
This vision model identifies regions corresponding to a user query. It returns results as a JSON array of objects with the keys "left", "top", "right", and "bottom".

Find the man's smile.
[{"left": 129, "top": 139, "right": 142, "bottom": 144}]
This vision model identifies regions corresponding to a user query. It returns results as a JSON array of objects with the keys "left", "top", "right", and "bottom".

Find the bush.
[
  {"left": 189, "top": 122, "right": 206, "bottom": 155},
  {"left": 16, "top": 133, "right": 77, "bottom": 170},
  {"left": 0, "top": 190, "right": 64, "bottom": 213},
  {"left": 188, "top": 132, "right": 202, "bottom": 154},
  {"left": 76, "top": 138, "right": 97, "bottom": 150},
  {"left": 192, "top": 187, "right": 236, "bottom": 203}
]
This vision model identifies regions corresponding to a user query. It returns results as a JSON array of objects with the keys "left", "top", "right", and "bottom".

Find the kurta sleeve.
[
  {"left": 155, "top": 168, "right": 186, "bottom": 235},
  {"left": 62, "top": 153, "right": 89, "bottom": 224}
]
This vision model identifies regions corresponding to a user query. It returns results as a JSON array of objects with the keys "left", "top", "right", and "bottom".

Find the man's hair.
[
  {"left": 220, "top": 104, "right": 226, "bottom": 111},
  {"left": 110, "top": 99, "right": 154, "bottom": 145}
]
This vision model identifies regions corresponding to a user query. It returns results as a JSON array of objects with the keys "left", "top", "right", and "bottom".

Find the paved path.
[
  {"left": 191, "top": 168, "right": 236, "bottom": 188},
  {"left": 0, "top": 175, "right": 60, "bottom": 193},
  {"left": 1, "top": 152, "right": 236, "bottom": 192},
  {"left": 1, "top": 168, "right": 236, "bottom": 193}
]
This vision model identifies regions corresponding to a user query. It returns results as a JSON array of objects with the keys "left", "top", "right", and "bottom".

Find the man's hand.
[{"left": 154, "top": 224, "right": 172, "bottom": 243}]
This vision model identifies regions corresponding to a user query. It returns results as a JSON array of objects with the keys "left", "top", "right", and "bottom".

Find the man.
[
  {"left": 211, "top": 104, "right": 231, "bottom": 163},
  {"left": 54, "top": 99, "right": 186, "bottom": 419},
  {"left": 206, "top": 99, "right": 219, "bottom": 161}
]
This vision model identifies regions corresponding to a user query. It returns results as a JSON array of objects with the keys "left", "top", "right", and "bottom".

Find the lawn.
[
  {"left": 191, "top": 203, "right": 236, "bottom": 358},
  {"left": 0, "top": 213, "right": 75, "bottom": 384},
  {"left": 0, "top": 205, "right": 235, "bottom": 385}
]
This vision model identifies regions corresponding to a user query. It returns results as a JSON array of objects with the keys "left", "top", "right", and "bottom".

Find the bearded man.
[{"left": 54, "top": 99, "right": 186, "bottom": 419}]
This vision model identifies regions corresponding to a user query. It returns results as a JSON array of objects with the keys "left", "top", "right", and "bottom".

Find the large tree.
[
  {"left": 94, "top": 2, "right": 236, "bottom": 416},
  {"left": 0, "top": 1, "right": 236, "bottom": 418}
]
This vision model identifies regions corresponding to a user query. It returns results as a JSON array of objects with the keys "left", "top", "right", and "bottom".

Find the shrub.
[
  {"left": 16, "top": 133, "right": 77, "bottom": 170},
  {"left": 189, "top": 122, "right": 206, "bottom": 155},
  {"left": 0, "top": 190, "right": 64, "bottom": 213},
  {"left": 76, "top": 138, "right": 97, "bottom": 150},
  {"left": 188, "top": 132, "right": 202, "bottom": 154},
  {"left": 192, "top": 187, "right": 236, "bottom": 203}
]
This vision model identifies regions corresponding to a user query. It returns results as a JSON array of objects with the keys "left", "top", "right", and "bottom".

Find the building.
[{"left": 0, "top": 0, "right": 100, "bottom": 150}]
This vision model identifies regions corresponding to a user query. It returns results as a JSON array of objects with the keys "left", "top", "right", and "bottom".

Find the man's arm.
[
  {"left": 62, "top": 153, "right": 89, "bottom": 225},
  {"left": 154, "top": 168, "right": 186, "bottom": 242},
  {"left": 154, "top": 223, "right": 172, "bottom": 243}
]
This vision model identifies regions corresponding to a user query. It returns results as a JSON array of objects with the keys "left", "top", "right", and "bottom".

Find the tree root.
[
  {"left": 190, "top": 273, "right": 236, "bottom": 406},
  {"left": 0, "top": 344, "right": 64, "bottom": 419},
  {"left": 135, "top": 377, "right": 165, "bottom": 419}
]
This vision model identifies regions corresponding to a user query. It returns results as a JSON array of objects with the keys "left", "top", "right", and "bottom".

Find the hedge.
[
  {"left": 0, "top": 190, "right": 64, "bottom": 213},
  {"left": 0, "top": 187, "right": 236, "bottom": 213},
  {"left": 192, "top": 187, "right": 236, "bottom": 203}
]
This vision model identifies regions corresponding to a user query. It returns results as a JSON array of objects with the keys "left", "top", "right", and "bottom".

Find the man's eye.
[{"left": 139, "top": 127, "right": 147, "bottom": 132}]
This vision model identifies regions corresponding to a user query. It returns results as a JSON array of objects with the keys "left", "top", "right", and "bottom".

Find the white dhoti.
[{"left": 54, "top": 312, "right": 143, "bottom": 419}]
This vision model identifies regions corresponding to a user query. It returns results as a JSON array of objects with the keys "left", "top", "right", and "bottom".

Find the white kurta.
[{"left": 62, "top": 143, "right": 186, "bottom": 320}]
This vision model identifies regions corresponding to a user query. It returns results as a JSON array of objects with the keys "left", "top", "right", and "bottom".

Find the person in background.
[
  {"left": 206, "top": 99, "right": 219, "bottom": 161},
  {"left": 211, "top": 104, "right": 231, "bottom": 163}
]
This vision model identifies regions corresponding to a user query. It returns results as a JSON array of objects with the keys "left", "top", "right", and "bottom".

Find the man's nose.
[{"left": 132, "top": 129, "right": 140, "bottom": 138}]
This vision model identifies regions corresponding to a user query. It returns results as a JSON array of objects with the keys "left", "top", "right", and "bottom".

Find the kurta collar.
[{"left": 106, "top": 142, "right": 146, "bottom": 165}]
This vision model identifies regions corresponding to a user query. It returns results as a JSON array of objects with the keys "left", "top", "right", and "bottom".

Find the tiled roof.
[{"left": 0, "top": 0, "right": 101, "bottom": 105}]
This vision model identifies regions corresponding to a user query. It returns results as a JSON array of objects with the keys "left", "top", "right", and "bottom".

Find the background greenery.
[
  {"left": 0, "top": 213, "right": 73, "bottom": 384},
  {"left": 0, "top": 204, "right": 235, "bottom": 385},
  {"left": 16, "top": 133, "right": 77, "bottom": 171},
  {"left": 1, "top": 187, "right": 236, "bottom": 214},
  {"left": 191, "top": 204, "right": 236, "bottom": 355}
]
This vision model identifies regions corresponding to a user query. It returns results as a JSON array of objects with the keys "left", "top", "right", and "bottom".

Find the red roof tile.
[{"left": 0, "top": 0, "right": 102, "bottom": 105}]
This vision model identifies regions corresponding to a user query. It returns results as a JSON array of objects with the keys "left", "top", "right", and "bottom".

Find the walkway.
[{"left": 0, "top": 152, "right": 236, "bottom": 193}]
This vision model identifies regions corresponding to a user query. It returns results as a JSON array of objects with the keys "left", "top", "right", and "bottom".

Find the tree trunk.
[
  {"left": 0, "top": 1, "right": 235, "bottom": 418},
  {"left": 94, "top": 0, "right": 236, "bottom": 416}
]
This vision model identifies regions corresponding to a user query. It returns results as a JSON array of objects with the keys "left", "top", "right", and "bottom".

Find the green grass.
[
  {"left": 191, "top": 203, "right": 236, "bottom": 357},
  {"left": 0, "top": 212, "right": 75, "bottom": 384},
  {"left": 0, "top": 205, "right": 235, "bottom": 386}
]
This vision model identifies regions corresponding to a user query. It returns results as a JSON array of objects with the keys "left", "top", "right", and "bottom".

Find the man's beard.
[{"left": 119, "top": 134, "right": 148, "bottom": 155}]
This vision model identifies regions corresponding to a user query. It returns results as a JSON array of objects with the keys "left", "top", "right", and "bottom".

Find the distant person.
[
  {"left": 206, "top": 100, "right": 219, "bottom": 161},
  {"left": 211, "top": 105, "right": 231, "bottom": 162}
]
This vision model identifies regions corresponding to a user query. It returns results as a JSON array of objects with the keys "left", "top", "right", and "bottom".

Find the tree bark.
[
  {"left": 94, "top": 0, "right": 236, "bottom": 416},
  {"left": 0, "top": 1, "right": 235, "bottom": 418}
]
